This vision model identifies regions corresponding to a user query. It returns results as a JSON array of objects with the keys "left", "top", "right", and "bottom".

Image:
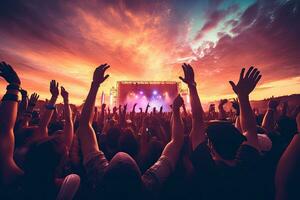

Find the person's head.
[
  {"left": 48, "top": 121, "right": 63, "bottom": 135},
  {"left": 23, "top": 135, "right": 67, "bottom": 181},
  {"left": 102, "top": 152, "right": 144, "bottom": 200},
  {"left": 118, "top": 128, "right": 139, "bottom": 158},
  {"left": 106, "top": 127, "right": 122, "bottom": 149},
  {"left": 276, "top": 116, "right": 297, "bottom": 143},
  {"left": 15, "top": 126, "right": 37, "bottom": 147},
  {"left": 206, "top": 120, "right": 246, "bottom": 160}
]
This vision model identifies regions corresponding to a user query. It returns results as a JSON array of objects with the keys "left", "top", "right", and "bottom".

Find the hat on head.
[{"left": 206, "top": 120, "right": 246, "bottom": 160}]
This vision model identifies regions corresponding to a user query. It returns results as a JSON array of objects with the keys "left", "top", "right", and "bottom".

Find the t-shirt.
[
  {"left": 190, "top": 142, "right": 262, "bottom": 200},
  {"left": 84, "top": 150, "right": 173, "bottom": 198}
]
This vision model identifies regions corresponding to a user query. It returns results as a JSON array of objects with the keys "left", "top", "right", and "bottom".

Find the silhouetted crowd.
[{"left": 0, "top": 62, "right": 299, "bottom": 200}]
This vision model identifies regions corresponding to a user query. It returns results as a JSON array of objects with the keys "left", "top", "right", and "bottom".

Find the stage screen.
[{"left": 117, "top": 81, "right": 179, "bottom": 112}]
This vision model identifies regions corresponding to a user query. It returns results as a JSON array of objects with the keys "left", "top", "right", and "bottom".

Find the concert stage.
[{"left": 116, "top": 81, "right": 180, "bottom": 112}]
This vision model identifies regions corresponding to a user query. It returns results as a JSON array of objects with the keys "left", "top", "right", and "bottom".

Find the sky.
[{"left": 0, "top": 0, "right": 299, "bottom": 105}]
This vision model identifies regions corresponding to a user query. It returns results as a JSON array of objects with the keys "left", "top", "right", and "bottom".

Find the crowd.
[{"left": 0, "top": 61, "right": 299, "bottom": 200}]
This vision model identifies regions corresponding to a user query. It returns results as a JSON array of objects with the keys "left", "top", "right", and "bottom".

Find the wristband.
[
  {"left": 1, "top": 94, "right": 19, "bottom": 102},
  {"left": 45, "top": 104, "right": 56, "bottom": 110},
  {"left": 6, "top": 84, "right": 21, "bottom": 91}
]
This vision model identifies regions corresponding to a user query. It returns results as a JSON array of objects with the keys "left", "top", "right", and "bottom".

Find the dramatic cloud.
[{"left": 0, "top": 0, "right": 299, "bottom": 104}]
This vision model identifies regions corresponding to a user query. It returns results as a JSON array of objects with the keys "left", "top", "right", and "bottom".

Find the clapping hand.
[
  {"left": 50, "top": 80, "right": 59, "bottom": 97},
  {"left": 93, "top": 64, "right": 110, "bottom": 85},
  {"left": 0, "top": 61, "right": 21, "bottom": 85},
  {"left": 229, "top": 67, "right": 262, "bottom": 97},
  {"left": 179, "top": 63, "right": 196, "bottom": 87}
]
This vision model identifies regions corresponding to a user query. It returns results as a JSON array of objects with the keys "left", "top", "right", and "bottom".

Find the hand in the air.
[
  {"left": 28, "top": 93, "right": 39, "bottom": 106},
  {"left": 50, "top": 80, "right": 59, "bottom": 97},
  {"left": 219, "top": 99, "right": 228, "bottom": 107},
  {"left": 179, "top": 63, "right": 196, "bottom": 87},
  {"left": 61, "top": 86, "right": 69, "bottom": 102},
  {"left": 93, "top": 63, "right": 110, "bottom": 85},
  {"left": 173, "top": 94, "right": 184, "bottom": 111},
  {"left": 229, "top": 67, "right": 262, "bottom": 97},
  {"left": 0, "top": 61, "right": 21, "bottom": 85}
]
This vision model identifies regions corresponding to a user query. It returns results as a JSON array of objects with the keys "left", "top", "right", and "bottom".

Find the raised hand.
[
  {"left": 219, "top": 99, "right": 228, "bottom": 107},
  {"left": 50, "top": 80, "right": 59, "bottom": 97},
  {"left": 20, "top": 89, "right": 28, "bottom": 98},
  {"left": 61, "top": 86, "right": 69, "bottom": 102},
  {"left": 93, "top": 63, "right": 110, "bottom": 85},
  {"left": 173, "top": 94, "right": 184, "bottom": 110},
  {"left": 113, "top": 106, "right": 118, "bottom": 114},
  {"left": 229, "top": 67, "right": 261, "bottom": 97},
  {"left": 132, "top": 103, "right": 137, "bottom": 112},
  {"left": 0, "top": 61, "right": 21, "bottom": 85},
  {"left": 102, "top": 103, "right": 106, "bottom": 110},
  {"left": 28, "top": 93, "right": 39, "bottom": 107},
  {"left": 231, "top": 98, "right": 240, "bottom": 114},
  {"left": 179, "top": 63, "right": 196, "bottom": 86}
]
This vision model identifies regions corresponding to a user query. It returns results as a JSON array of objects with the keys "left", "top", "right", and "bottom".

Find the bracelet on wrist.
[
  {"left": 1, "top": 93, "right": 19, "bottom": 102},
  {"left": 6, "top": 84, "right": 21, "bottom": 91}
]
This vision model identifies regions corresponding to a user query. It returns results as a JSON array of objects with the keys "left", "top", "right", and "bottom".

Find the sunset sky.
[{"left": 0, "top": 0, "right": 299, "bottom": 105}]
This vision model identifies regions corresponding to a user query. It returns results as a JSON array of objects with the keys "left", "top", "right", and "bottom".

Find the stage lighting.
[
  {"left": 135, "top": 95, "right": 139, "bottom": 99},
  {"left": 139, "top": 91, "right": 144, "bottom": 95},
  {"left": 158, "top": 95, "right": 162, "bottom": 99},
  {"left": 153, "top": 90, "right": 158, "bottom": 95}
]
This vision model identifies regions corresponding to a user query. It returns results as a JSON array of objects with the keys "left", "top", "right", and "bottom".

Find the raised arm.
[
  {"left": 179, "top": 63, "right": 205, "bottom": 150},
  {"left": 61, "top": 86, "right": 74, "bottom": 149},
  {"left": 231, "top": 98, "right": 241, "bottom": 131},
  {"left": 160, "top": 95, "right": 185, "bottom": 169},
  {"left": 19, "top": 93, "right": 39, "bottom": 128},
  {"left": 262, "top": 99, "right": 279, "bottom": 133},
  {"left": 130, "top": 103, "right": 137, "bottom": 120},
  {"left": 218, "top": 99, "right": 228, "bottom": 120},
  {"left": 77, "top": 64, "right": 110, "bottom": 160},
  {"left": 98, "top": 103, "right": 106, "bottom": 129},
  {"left": 0, "top": 62, "right": 23, "bottom": 184},
  {"left": 275, "top": 112, "right": 300, "bottom": 200},
  {"left": 38, "top": 80, "right": 59, "bottom": 138},
  {"left": 229, "top": 67, "right": 261, "bottom": 150},
  {"left": 17, "top": 89, "right": 28, "bottom": 120}
]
